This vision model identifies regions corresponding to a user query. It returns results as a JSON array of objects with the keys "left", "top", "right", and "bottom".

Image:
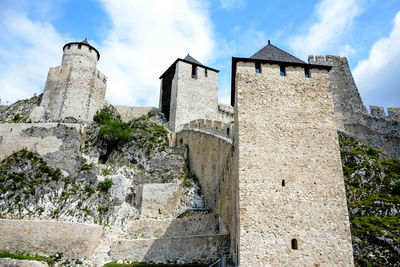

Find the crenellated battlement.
[
  {"left": 360, "top": 105, "right": 400, "bottom": 120},
  {"left": 176, "top": 119, "right": 234, "bottom": 140},
  {"left": 308, "top": 55, "right": 349, "bottom": 66}
]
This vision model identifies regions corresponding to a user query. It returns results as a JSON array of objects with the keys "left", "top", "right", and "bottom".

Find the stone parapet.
[{"left": 176, "top": 119, "right": 234, "bottom": 140}]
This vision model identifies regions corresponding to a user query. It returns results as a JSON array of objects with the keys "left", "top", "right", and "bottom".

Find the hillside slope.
[{"left": 339, "top": 132, "right": 400, "bottom": 267}]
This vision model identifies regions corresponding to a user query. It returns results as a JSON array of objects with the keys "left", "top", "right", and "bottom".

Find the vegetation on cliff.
[
  {"left": 0, "top": 149, "right": 114, "bottom": 224},
  {"left": 339, "top": 131, "right": 400, "bottom": 267},
  {"left": 0, "top": 94, "right": 41, "bottom": 123}
]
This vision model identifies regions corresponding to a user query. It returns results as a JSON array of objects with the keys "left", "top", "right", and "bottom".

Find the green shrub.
[
  {"left": 13, "top": 113, "right": 21, "bottom": 122},
  {"left": 98, "top": 178, "right": 113, "bottom": 192},
  {"left": 94, "top": 105, "right": 121, "bottom": 125},
  {"left": 97, "top": 120, "right": 133, "bottom": 147}
]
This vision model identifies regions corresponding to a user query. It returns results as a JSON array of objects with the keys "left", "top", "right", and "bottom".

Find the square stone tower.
[
  {"left": 232, "top": 41, "right": 354, "bottom": 266},
  {"left": 40, "top": 39, "right": 107, "bottom": 122},
  {"left": 159, "top": 54, "right": 219, "bottom": 131}
]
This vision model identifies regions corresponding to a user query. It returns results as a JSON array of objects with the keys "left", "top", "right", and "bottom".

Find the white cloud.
[
  {"left": 353, "top": 11, "right": 400, "bottom": 107},
  {"left": 0, "top": 9, "right": 65, "bottom": 105},
  {"left": 220, "top": 0, "right": 246, "bottom": 10},
  {"left": 289, "top": 0, "right": 363, "bottom": 59},
  {"left": 97, "top": 0, "right": 215, "bottom": 106}
]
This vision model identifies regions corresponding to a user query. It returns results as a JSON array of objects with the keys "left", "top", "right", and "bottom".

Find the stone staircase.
[{"left": 109, "top": 213, "right": 230, "bottom": 264}]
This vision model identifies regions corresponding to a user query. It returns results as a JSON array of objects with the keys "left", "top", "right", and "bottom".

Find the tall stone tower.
[
  {"left": 40, "top": 39, "right": 107, "bottom": 122},
  {"left": 159, "top": 54, "right": 219, "bottom": 131},
  {"left": 232, "top": 41, "right": 354, "bottom": 266}
]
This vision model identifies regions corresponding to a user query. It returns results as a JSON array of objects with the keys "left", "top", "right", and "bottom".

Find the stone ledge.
[{"left": 0, "top": 219, "right": 103, "bottom": 258}]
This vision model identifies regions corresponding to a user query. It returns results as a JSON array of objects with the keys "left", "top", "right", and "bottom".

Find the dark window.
[
  {"left": 291, "top": 239, "right": 298, "bottom": 250},
  {"left": 67, "top": 45, "right": 70, "bottom": 49},
  {"left": 255, "top": 62, "right": 261, "bottom": 73},
  {"left": 282, "top": 180, "right": 285, "bottom": 186},
  {"left": 89, "top": 47, "right": 92, "bottom": 53},
  {"left": 280, "top": 65, "right": 286, "bottom": 76},
  {"left": 205, "top": 69, "right": 208, "bottom": 77},
  {"left": 305, "top": 68, "right": 310, "bottom": 78},
  {"left": 180, "top": 138, "right": 183, "bottom": 145},
  {"left": 78, "top": 44, "right": 82, "bottom": 49},
  {"left": 191, "top": 65, "right": 197, "bottom": 78},
  {"left": 226, "top": 127, "right": 230, "bottom": 136}
]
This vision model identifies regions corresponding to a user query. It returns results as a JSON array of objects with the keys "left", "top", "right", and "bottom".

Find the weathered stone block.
[{"left": 133, "top": 183, "right": 180, "bottom": 217}]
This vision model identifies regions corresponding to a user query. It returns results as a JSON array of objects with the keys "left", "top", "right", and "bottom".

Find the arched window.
[{"left": 291, "top": 239, "right": 298, "bottom": 250}]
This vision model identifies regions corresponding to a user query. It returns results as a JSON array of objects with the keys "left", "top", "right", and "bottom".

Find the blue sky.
[{"left": 0, "top": 0, "right": 399, "bottom": 110}]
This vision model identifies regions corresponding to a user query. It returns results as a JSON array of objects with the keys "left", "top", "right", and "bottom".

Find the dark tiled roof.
[
  {"left": 183, "top": 54, "right": 203, "bottom": 66},
  {"left": 250, "top": 41, "right": 305, "bottom": 64}
]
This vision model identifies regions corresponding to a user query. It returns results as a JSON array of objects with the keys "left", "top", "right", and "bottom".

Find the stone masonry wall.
[
  {"left": 0, "top": 219, "right": 103, "bottom": 258},
  {"left": 115, "top": 106, "right": 159, "bottom": 122},
  {"left": 309, "top": 55, "right": 400, "bottom": 159},
  {"left": 234, "top": 61, "right": 354, "bottom": 266},
  {"left": 168, "top": 61, "right": 219, "bottom": 131},
  {"left": 176, "top": 126, "right": 237, "bottom": 256},
  {"left": 40, "top": 64, "right": 106, "bottom": 123}
]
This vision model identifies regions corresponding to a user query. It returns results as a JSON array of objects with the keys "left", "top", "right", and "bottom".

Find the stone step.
[
  {"left": 110, "top": 233, "right": 230, "bottom": 264},
  {"left": 124, "top": 214, "right": 221, "bottom": 239}
]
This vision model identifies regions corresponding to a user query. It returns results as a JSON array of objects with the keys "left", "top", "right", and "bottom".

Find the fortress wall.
[
  {"left": 309, "top": 55, "right": 400, "bottom": 159},
  {"left": 41, "top": 65, "right": 106, "bottom": 123},
  {"left": 0, "top": 123, "right": 84, "bottom": 174},
  {"left": 175, "top": 128, "right": 237, "bottom": 253},
  {"left": 176, "top": 119, "right": 233, "bottom": 139},
  {"left": 0, "top": 219, "right": 102, "bottom": 258},
  {"left": 170, "top": 61, "right": 219, "bottom": 131},
  {"left": 234, "top": 61, "right": 353, "bottom": 266},
  {"left": 115, "top": 106, "right": 159, "bottom": 122},
  {"left": 217, "top": 103, "right": 234, "bottom": 124}
]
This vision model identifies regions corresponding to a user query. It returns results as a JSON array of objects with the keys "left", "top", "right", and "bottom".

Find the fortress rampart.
[
  {"left": 309, "top": 55, "right": 400, "bottom": 159},
  {"left": 175, "top": 123, "right": 237, "bottom": 257}
]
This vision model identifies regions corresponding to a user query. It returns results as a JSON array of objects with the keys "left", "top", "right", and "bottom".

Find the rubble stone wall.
[
  {"left": 309, "top": 55, "right": 400, "bottom": 159},
  {"left": 234, "top": 61, "right": 354, "bottom": 266},
  {"left": 0, "top": 219, "right": 103, "bottom": 258}
]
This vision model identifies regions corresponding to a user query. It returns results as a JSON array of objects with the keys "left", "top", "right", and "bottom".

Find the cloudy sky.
[{"left": 0, "top": 0, "right": 399, "bottom": 110}]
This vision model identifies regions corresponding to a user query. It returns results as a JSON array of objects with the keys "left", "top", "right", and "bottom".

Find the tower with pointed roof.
[
  {"left": 231, "top": 41, "right": 354, "bottom": 266},
  {"left": 159, "top": 54, "right": 219, "bottom": 131},
  {"left": 40, "top": 39, "right": 107, "bottom": 122}
]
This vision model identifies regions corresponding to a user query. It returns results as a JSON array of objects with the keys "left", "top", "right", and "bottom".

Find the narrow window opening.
[
  {"left": 191, "top": 65, "right": 197, "bottom": 78},
  {"left": 67, "top": 45, "right": 70, "bottom": 49},
  {"left": 255, "top": 62, "right": 261, "bottom": 73},
  {"left": 179, "top": 138, "right": 183, "bottom": 145},
  {"left": 305, "top": 68, "right": 310, "bottom": 78},
  {"left": 282, "top": 179, "right": 285, "bottom": 186},
  {"left": 280, "top": 65, "right": 286, "bottom": 76},
  {"left": 291, "top": 239, "right": 298, "bottom": 250},
  {"left": 205, "top": 69, "right": 208, "bottom": 77},
  {"left": 78, "top": 44, "right": 82, "bottom": 49},
  {"left": 89, "top": 47, "right": 92, "bottom": 53},
  {"left": 226, "top": 128, "right": 230, "bottom": 136}
]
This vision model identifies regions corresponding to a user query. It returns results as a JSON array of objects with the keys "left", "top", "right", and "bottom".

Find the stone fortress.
[{"left": 0, "top": 38, "right": 399, "bottom": 266}]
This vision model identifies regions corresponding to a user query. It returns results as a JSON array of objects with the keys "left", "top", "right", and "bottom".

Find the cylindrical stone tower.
[
  {"left": 61, "top": 38, "right": 100, "bottom": 67},
  {"left": 40, "top": 39, "right": 107, "bottom": 122}
]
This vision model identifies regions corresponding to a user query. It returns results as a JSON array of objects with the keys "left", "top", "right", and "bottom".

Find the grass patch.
[{"left": 0, "top": 252, "right": 55, "bottom": 264}]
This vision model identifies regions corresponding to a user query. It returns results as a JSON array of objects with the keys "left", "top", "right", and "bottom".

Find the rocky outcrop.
[{"left": 339, "top": 132, "right": 400, "bottom": 266}]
